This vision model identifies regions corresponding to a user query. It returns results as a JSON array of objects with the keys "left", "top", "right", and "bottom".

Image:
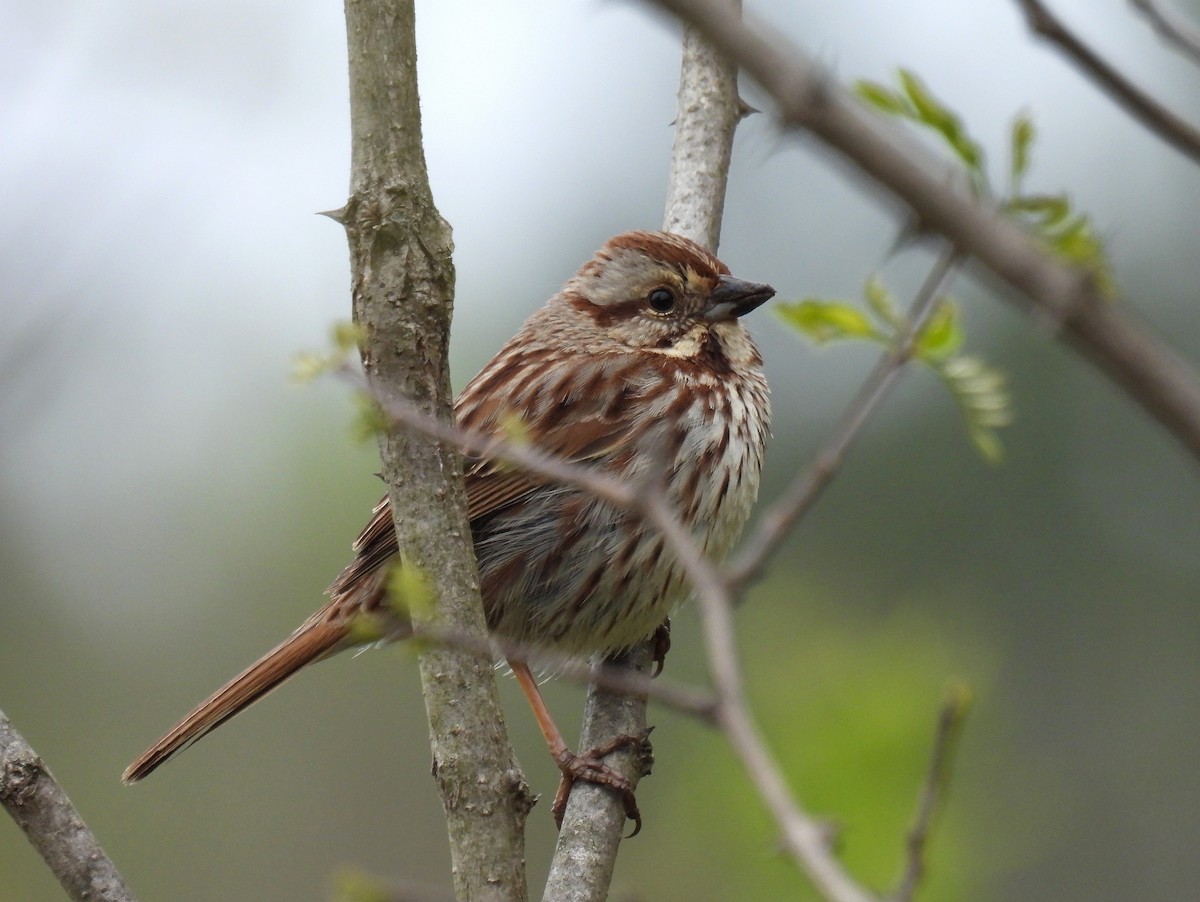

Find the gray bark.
[
  {"left": 1, "top": 708, "right": 136, "bottom": 902},
  {"left": 340, "top": 2, "right": 532, "bottom": 898}
]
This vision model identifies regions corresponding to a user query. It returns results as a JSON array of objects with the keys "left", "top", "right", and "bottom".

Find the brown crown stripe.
[{"left": 602, "top": 230, "right": 730, "bottom": 278}]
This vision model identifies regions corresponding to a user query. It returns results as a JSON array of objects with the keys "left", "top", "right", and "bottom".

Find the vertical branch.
[
  {"left": 544, "top": 12, "right": 743, "bottom": 899},
  {"left": 891, "top": 685, "right": 971, "bottom": 902},
  {"left": 662, "top": 24, "right": 743, "bottom": 252},
  {"left": 1, "top": 708, "right": 136, "bottom": 902},
  {"left": 340, "top": 1, "right": 531, "bottom": 897},
  {"left": 541, "top": 644, "right": 654, "bottom": 901}
]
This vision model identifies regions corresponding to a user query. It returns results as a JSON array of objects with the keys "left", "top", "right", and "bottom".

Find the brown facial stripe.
[
  {"left": 694, "top": 329, "right": 736, "bottom": 375},
  {"left": 567, "top": 294, "right": 646, "bottom": 329},
  {"left": 603, "top": 231, "right": 730, "bottom": 278}
]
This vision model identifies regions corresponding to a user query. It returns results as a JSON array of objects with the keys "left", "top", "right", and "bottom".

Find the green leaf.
[
  {"left": 1048, "top": 215, "right": 1096, "bottom": 261},
  {"left": 331, "top": 319, "right": 366, "bottom": 353},
  {"left": 333, "top": 867, "right": 401, "bottom": 902},
  {"left": 291, "top": 350, "right": 332, "bottom": 383},
  {"left": 349, "top": 391, "right": 388, "bottom": 443},
  {"left": 777, "top": 300, "right": 881, "bottom": 344},
  {"left": 499, "top": 412, "right": 531, "bottom": 445},
  {"left": 916, "top": 300, "right": 963, "bottom": 361},
  {"left": 967, "top": 428, "right": 1006, "bottom": 465},
  {"left": 854, "top": 80, "right": 913, "bottom": 116},
  {"left": 1010, "top": 113, "right": 1035, "bottom": 186},
  {"left": 932, "top": 355, "right": 1012, "bottom": 464},
  {"left": 1009, "top": 197, "right": 1116, "bottom": 297},
  {"left": 864, "top": 276, "right": 901, "bottom": 329},
  {"left": 1052, "top": 219, "right": 1115, "bottom": 298},
  {"left": 1008, "top": 193, "right": 1070, "bottom": 229},
  {"left": 292, "top": 320, "right": 362, "bottom": 383},
  {"left": 344, "top": 615, "right": 388, "bottom": 647},
  {"left": 387, "top": 559, "right": 434, "bottom": 621},
  {"left": 898, "top": 69, "right": 984, "bottom": 173}
]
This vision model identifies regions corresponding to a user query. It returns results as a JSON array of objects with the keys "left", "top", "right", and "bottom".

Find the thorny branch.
[{"left": 340, "top": 0, "right": 530, "bottom": 896}]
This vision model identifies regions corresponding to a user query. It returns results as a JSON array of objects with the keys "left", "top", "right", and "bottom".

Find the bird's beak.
[{"left": 703, "top": 275, "right": 776, "bottom": 321}]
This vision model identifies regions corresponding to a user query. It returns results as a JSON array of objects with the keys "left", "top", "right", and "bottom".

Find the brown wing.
[{"left": 328, "top": 347, "right": 656, "bottom": 600}]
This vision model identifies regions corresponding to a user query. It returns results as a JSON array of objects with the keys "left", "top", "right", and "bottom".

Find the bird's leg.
[{"left": 508, "top": 659, "right": 644, "bottom": 834}]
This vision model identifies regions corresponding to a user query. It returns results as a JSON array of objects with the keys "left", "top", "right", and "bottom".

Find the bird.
[{"left": 122, "top": 230, "right": 773, "bottom": 829}]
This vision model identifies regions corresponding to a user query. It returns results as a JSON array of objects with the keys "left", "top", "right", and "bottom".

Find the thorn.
[
  {"left": 318, "top": 205, "right": 349, "bottom": 225},
  {"left": 737, "top": 96, "right": 760, "bottom": 119}
]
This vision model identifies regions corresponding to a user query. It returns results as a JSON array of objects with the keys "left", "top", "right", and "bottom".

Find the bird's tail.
[{"left": 121, "top": 615, "right": 349, "bottom": 783}]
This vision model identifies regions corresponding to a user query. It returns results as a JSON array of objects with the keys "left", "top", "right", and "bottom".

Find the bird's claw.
[
  {"left": 650, "top": 618, "right": 672, "bottom": 678},
  {"left": 551, "top": 732, "right": 652, "bottom": 836}
]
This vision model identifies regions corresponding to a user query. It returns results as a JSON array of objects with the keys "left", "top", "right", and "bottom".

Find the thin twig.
[
  {"left": 642, "top": 499, "right": 876, "bottom": 902},
  {"left": 1131, "top": 0, "right": 1200, "bottom": 67},
  {"left": 0, "top": 708, "right": 137, "bottom": 902},
  {"left": 728, "top": 247, "right": 962, "bottom": 590},
  {"left": 647, "top": 248, "right": 969, "bottom": 902},
  {"left": 339, "top": 365, "right": 639, "bottom": 511},
  {"left": 645, "top": 0, "right": 1200, "bottom": 463},
  {"left": 1015, "top": 0, "right": 1200, "bottom": 164},
  {"left": 410, "top": 623, "right": 719, "bottom": 723},
  {"left": 890, "top": 685, "right": 972, "bottom": 902}
]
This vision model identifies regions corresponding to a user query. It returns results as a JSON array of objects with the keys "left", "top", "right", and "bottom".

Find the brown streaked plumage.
[{"left": 123, "top": 230, "right": 774, "bottom": 828}]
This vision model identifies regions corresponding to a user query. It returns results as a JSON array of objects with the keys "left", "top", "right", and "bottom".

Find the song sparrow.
[{"left": 123, "top": 230, "right": 773, "bottom": 828}]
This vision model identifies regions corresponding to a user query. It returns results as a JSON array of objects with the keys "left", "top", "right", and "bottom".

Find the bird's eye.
[{"left": 647, "top": 287, "right": 676, "bottom": 313}]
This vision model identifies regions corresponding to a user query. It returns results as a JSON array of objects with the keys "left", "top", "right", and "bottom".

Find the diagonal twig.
[
  {"left": 650, "top": 246, "right": 968, "bottom": 902},
  {"left": 1, "top": 708, "right": 136, "bottom": 902},
  {"left": 1015, "top": 0, "right": 1200, "bottom": 164},
  {"left": 890, "top": 685, "right": 972, "bottom": 902},
  {"left": 728, "top": 246, "right": 963, "bottom": 591},
  {"left": 1131, "top": 0, "right": 1200, "bottom": 67},
  {"left": 643, "top": 492, "right": 876, "bottom": 902}
]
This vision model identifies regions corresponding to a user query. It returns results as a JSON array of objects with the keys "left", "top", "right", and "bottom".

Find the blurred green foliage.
[
  {"left": 778, "top": 279, "right": 1012, "bottom": 462},
  {"left": 628, "top": 595, "right": 1002, "bottom": 901},
  {"left": 855, "top": 69, "right": 1115, "bottom": 295}
]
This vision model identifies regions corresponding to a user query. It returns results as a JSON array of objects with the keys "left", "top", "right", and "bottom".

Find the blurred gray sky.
[{"left": 4, "top": 1, "right": 1200, "bottom": 900}]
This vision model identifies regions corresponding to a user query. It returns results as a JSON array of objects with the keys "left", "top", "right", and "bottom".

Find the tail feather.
[{"left": 122, "top": 618, "right": 348, "bottom": 783}]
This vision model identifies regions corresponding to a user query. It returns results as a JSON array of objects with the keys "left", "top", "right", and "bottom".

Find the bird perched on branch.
[{"left": 123, "top": 230, "right": 773, "bottom": 830}]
